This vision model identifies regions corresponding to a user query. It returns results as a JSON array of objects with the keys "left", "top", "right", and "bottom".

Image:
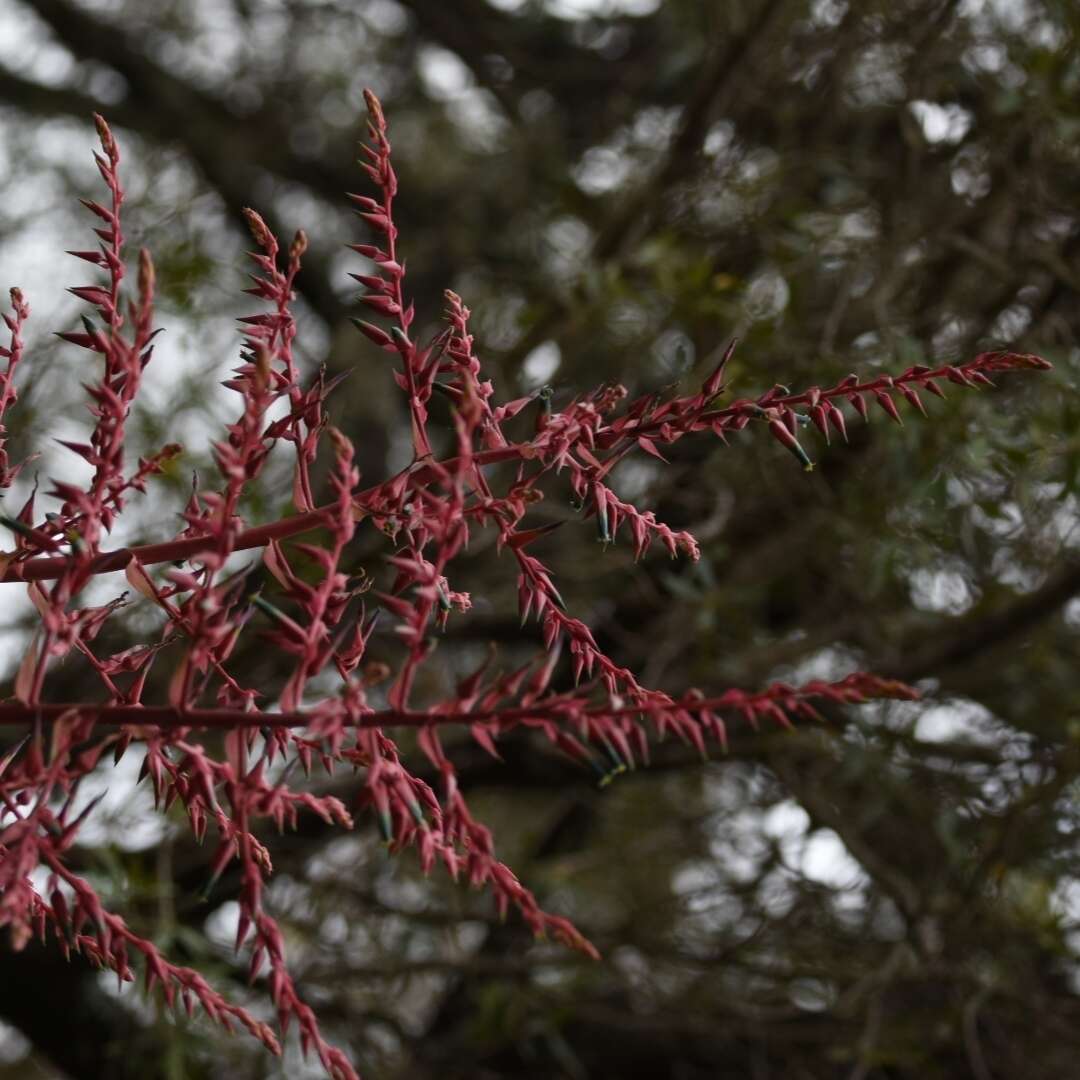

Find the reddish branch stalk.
[
  {"left": 0, "top": 678, "right": 913, "bottom": 731},
  {"left": 1, "top": 446, "right": 525, "bottom": 583},
  {"left": 0, "top": 350, "right": 1034, "bottom": 586},
  {"left": 0, "top": 700, "right": 693, "bottom": 730}
]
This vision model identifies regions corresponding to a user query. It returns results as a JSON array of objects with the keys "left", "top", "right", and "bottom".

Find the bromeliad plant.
[{"left": 0, "top": 94, "right": 1050, "bottom": 1077}]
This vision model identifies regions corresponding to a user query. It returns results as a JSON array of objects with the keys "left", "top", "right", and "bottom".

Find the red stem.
[
  {"left": 0, "top": 682, "right": 906, "bottom": 731},
  {"left": 0, "top": 354, "right": 1025, "bottom": 586},
  {"left": 0, "top": 447, "right": 524, "bottom": 583}
]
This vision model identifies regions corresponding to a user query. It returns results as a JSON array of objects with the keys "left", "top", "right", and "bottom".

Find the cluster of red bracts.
[
  {"left": 738, "top": 353, "right": 1051, "bottom": 471},
  {"left": 0, "top": 89, "right": 1051, "bottom": 1080}
]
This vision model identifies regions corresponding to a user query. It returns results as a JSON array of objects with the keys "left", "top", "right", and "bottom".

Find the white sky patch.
[
  {"left": 544, "top": 0, "right": 660, "bottom": 17},
  {"left": 417, "top": 46, "right": 507, "bottom": 150},
  {"left": 152, "top": 0, "right": 244, "bottom": 89},
  {"left": 735, "top": 147, "right": 780, "bottom": 185},
  {"left": 777, "top": 645, "right": 860, "bottom": 686},
  {"left": 1, "top": 198, "right": 87, "bottom": 306},
  {"left": 1047, "top": 492, "right": 1080, "bottom": 549},
  {"left": 960, "top": 0, "right": 1035, "bottom": 33},
  {"left": 573, "top": 145, "right": 633, "bottom": 195},
  {"left": 790, "top": 976, "right": 835, "bottom": 1012},
  {"left": 743, "top": 268, "right": 790, "bottom": 322},
  {"left": 1048, "top": 878, "right": 1080, "bottom": 992},
  {"left": 632, "top": 106, "right": 680, "bottom": 149},
  {"left": 811, "top": 0, "right": 848, "bottom": 26},
  {"left": 951, "top": 146, "right": 992, "bottom": 200},
  {"left": 915, "top": 699, "right": 998, "bottom": 744},
  {"left": 1052, "top": 876, "right": 1080, "bottom": 926},
  {"left": 703, "top": 772, "right": 872, "bottom": 900},
  {"left": 909, "top": 566, "right": 976, "bottom": 615},
  {"left": 763, "top": 801, "right": 867, "bottom": 892},
  {"left": 703, "top": 120, "right": 735, "bottom": 159},
  {"left": 571, "top": 105, "right": 677, "bottom": 196},
  {"left": 990, "top": 550, "right": 1043, "bottom": 593},
  {"left": 909, "top": 100, "right": 974, "bottom": 144},
  {"left": 417, "top": 46, "right": 473, "bottom": 101},
  {"left": 64, "top": 747, "right": 170, "bottom": 851},
  {"left": 364, "top": 0, "right": 410, "bottom": 35},
  {"left": 607, "top": 298, "right": 654, "bottom": 342},
  {"left": 543, "top": 215, "right": 593, "bottom": 281},
  {"left": 694, "top": 187, "right": 742, "bottom": 230},
  {"left": 758, "top": 867, "right": 797, "bottom": 917},
  {"left": 0, "top": 1018, "right": 28, "bottom": 1065},
  {"left": 0, "top": 582, "right": 35, "bottom": 680},
  {"left": 964, "top": 42, "right": 1007, "bottom": 73},
  {"left": 801, "top": 828, "right": 867, "bottom": 889},
  {"left": 651, "top": 327, "right": 694, "bottom": 375},
  {"left": 762, "top": 798, "right": 811, "bottom": 865},
  {"left": 205, "top": 898, "right": 242, "bottom": 950},
  {"left": 1065, "top": 597, "right": 1080, "bottom": 630},
  {"left": 708, "top": 807, "right": 771, "bottom": 885},
  {"left": 521, "top": 340, "right": 561, "bottom": 388},
  {"left": 0, "top": 0, "right": 75, "bottom": 85},
  {"left": 671, "top": 859, "right": 719, "bottom": 897},
  {"left": 448, "top": 91, "right": 509, "bottom": 153},
  {"left": 970, "top": 499, "right": 1023, "bottom": 539},
  {"left": 847, "top": 43, "right": 909, "bottom": 107},
  {"left": 610, "top": 458, "right": 660, "bottom": 501}
]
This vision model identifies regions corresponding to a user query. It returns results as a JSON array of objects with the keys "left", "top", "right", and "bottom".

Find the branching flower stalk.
[{"left": 0, "top": 96, "right": 1050, "bottom": 1078}]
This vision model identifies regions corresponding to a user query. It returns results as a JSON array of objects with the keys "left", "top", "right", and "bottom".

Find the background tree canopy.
[{"left": 0, "top": 0, "right": 1077, "bottom": 1076}]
